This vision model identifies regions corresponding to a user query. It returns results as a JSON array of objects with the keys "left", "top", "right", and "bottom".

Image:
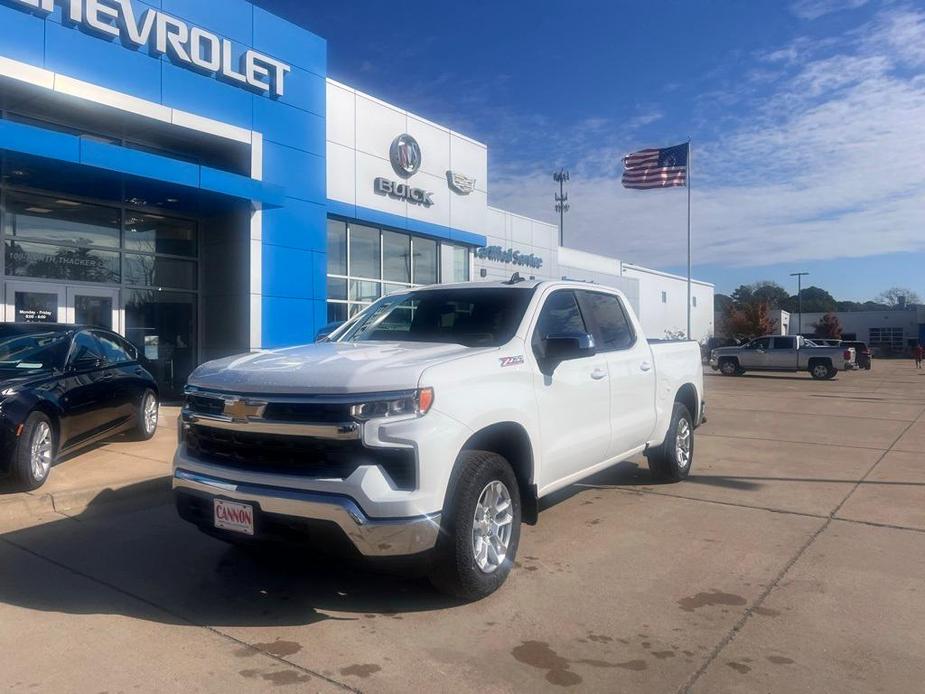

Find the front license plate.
[{"left": 213, "top": 499, "right": 255, "bottom": 535}]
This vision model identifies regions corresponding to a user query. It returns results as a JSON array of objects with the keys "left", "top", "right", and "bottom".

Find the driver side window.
[
  {"left": 747, "top": 337, "right": 771, "bottom": 350},
  {"left": 532, "top": 291, "right": 588, "bottom": 360},
  {"left": 69, "top": 331, "right": 103, "bottom": 368}
]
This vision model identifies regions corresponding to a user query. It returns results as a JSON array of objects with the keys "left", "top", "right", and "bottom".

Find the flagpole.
[{"left": 687, "top": 139, "right": 692, "bottom": 341}]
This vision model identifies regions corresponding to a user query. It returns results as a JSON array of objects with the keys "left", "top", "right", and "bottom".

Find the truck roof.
[{"left": 411, "top": 279, "right": 624, "bottom": 293}]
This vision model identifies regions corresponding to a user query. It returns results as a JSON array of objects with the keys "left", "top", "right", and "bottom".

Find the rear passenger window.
[
  {"left": 772, "top": 337, "right": 795, "bottom": 350},
  {"left": 581, "top": 292, "right": 635, "bottom": 351},
  {"left": 532, "top": 291, "right": 588, "bottom": 359}
]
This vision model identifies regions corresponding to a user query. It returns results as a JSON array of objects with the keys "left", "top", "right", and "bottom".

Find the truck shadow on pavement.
[{"left": 0, "top": 480, "right": 462, "bottom": 628}]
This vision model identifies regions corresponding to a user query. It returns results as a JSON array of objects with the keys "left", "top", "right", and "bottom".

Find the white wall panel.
[
  {"left": 326, "top": 81, "right": 356, "bottom": 149},
  {"left": 407, "top": 115, "right": 451, "bottom": 181},
  {"left": 355, "top": 93, "right": 406, "bottom": 160},
  {"left": 355, "top": 150, "right": 406, "bottom": 217},
  {"left": 407, "top": 171, "right": 451, "bottom": 228},
  {"left": 326, "top": 142, "right": 356, "bottom": 205}
]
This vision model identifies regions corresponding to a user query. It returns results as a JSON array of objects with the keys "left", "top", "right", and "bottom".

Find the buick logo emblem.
[{"left": 390, "top": 134, "right": 422, "bottom": 178}]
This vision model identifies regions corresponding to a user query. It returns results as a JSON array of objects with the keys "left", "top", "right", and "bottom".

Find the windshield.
[
  {"left": 337, "top": 287, "right": 535, "bottom": 347},
  {"left": 0, "top": 327, "right": 71, "bottom": 372}
]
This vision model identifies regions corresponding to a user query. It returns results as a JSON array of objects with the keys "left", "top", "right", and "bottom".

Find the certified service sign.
[{"left": 389, "top": 134, "right": 422, "bottom": 178}]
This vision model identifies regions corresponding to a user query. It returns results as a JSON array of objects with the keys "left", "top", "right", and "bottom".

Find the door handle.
[
  {"left": 640, "top": 361, "right": 652, "bottom": 372},
  {"left": 591, "top": 367, "right": 607, "bottom": 380}
]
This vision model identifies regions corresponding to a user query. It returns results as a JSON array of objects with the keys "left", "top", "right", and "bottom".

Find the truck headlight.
[{"left": 351, "top": 388, "right": 434, "bottom": 420}]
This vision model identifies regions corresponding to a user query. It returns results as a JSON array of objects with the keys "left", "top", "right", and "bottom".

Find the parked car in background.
[
  {"left": 842, "top": 341, "right": 872, "bottom": 370},
  {"left": 173, "top": 279, "right": 704, "bottom": 599},
  {"left": 710, "top": 335, "right": 855, "bottom": 379},
  {"left": 0, "top": 324, "right": 159, "bottom": 490}
]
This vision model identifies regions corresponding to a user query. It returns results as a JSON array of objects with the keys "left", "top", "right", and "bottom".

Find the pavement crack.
[{"left": 678, "top": 409, "right": 923, "bottom": 694}]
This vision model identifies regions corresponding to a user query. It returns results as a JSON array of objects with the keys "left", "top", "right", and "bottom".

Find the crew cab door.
[
  {"left": 768, "top": 336, "right": 798, "bottom": 369},
  {"left": 578, "top": 290, "right": 657, "bottom": 458},
  {"left": 530, "top": 290, "right": 611, "bottom": 488},
  {"left": 739, "top": 337, "right": 771, "bottom": 368}
]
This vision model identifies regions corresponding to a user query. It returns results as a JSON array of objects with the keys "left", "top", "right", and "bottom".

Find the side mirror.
[
  {"left": 543, "top": 333, "right": 597, "bottom": 364},
  {"left": 71, "top": 356, "right": 102, "bottom": 372}
]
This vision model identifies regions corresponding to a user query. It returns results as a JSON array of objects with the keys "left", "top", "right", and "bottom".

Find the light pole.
[
  {"left": 790, "top": 272, "right": 809, "bottom": 337},
  {"left": 554, "top": 169, "right": 570, "bottom": 247}
]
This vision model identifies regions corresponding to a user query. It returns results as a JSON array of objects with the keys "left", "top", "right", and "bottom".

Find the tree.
[
  {"left": 877, "top": 287, "right": 921, "bottom": 309},
  {"left": 724, "top": 302, "right": 778, "bottom": 341},
  {"left": 813, "top": 313, "right": 843, "bottom": 339},
  {"left": 784, "top": 286, "right": 837, "bottom": 314},
  {"left": 731, "top": 282, "right": 790, "bottom": 309}
]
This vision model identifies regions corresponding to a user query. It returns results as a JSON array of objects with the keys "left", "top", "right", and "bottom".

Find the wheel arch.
[
  {"left": 675, "top": 382, "right": 700, "bottom": 425},
  {"left": 454, "top": 422, "right": 538, "bottom": 525}
]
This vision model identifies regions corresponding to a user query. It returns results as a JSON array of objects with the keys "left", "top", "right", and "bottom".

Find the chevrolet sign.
[{"left": 11, "top": 0, "right": 291, "bottom": 97}]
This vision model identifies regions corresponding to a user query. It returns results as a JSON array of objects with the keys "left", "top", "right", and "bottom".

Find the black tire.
[
  {"left": 809, "top": 361, "right": 835, "bottom": 380},
  {"left": 719, "top": 359, "right": 741, "bottom": 376},
  {"left": 128, "top": 389, "right": 159, "bottom": 441},
  {"left": 646, "top": 403, "right": 694, "bottom": 483},
  {"left": 11, "top": 412, "right": 55, "bottom": 491},
  {"left": 429, "top": 450, "right": 522, "bottom": 601}
]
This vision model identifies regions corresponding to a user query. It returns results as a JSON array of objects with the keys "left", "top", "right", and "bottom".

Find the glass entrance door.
[
  {"left": 5, "top": 282, "right": 65, "bottom": 324},
  {"left": 66, "top": 286, "right": 121, "bottom": 331}
]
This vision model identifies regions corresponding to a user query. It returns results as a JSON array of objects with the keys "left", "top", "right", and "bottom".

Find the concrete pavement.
[{"left": 0, "top": 360, "right": 923, "bottom": 692}]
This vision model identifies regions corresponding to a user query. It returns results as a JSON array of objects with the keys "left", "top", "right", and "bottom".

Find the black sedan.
[{"left": 0, "top": 323, "right": 159, "bottom": 490}]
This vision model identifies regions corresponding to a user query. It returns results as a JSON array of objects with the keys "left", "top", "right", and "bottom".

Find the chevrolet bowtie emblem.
[{"left": 222, "top": 398, "right": 267, "bottom": 422}]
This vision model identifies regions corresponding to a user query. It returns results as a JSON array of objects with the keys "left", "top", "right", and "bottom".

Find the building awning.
[{"left": 0, "top": 118, "right": 284, "bottom": 212}]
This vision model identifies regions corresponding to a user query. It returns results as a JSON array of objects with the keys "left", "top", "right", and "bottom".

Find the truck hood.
[{"left": 188, "top": 341, "right": 490, "bottom": 394}]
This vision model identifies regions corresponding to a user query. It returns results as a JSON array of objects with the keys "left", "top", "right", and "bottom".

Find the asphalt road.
[{"left": 1, "top": 360, "right": 924, "bottom": 693}]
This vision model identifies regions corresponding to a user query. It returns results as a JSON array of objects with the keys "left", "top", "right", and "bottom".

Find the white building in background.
[
  {"left": 788, "top": 308, "right": 925, "bottom": 353},
  {"left": 325, "top": 79, "right": 714, "bottom": 342}
]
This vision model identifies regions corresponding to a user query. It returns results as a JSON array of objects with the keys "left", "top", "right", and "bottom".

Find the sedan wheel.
[
  {"left": 30, "top": 421, "right": 53, "bottom": 483},
  {"left": 143, "top": 392, "right": 159, "bottom": 436}
]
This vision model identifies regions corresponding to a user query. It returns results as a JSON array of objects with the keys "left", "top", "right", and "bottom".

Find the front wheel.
[
  {"left": 719, "top": 359, "right": 743, "bottom": 376},
  {"left": 810, "top": 362, "right": 836, "bottom": 380},
  {"left": 429, "top": 450, "right": 522, "bottom": 601},
  {"left": 647, "top": 403, "right": 694, "bottom": 482},
  {"left": 11, "top": 412, "right": 55, "bottom": 491}
]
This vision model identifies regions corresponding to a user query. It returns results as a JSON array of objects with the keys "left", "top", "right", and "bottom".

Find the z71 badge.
[{"left": 499, "top": 356, "right": 525, "bottom": 368}]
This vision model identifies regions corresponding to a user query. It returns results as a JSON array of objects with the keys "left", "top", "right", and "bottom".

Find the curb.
[{"left": 0, "top": 475, "right": 172, "bottom": 525}]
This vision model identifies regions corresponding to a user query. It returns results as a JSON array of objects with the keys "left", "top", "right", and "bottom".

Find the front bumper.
[{"left": 173, "top": 468, "right": 441, "bottom": 557}]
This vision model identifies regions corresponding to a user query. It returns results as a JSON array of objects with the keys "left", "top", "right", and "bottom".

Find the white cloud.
[
  {"left": 488, "top": 8, "right": 925, "bottom": 271},
  {"left": 790, "top": 0, "right": 868, "bottom": 20}
]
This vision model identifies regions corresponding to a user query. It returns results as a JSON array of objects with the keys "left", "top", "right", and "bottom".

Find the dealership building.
[{"left": 0, "top": 0, "right": 713, "bottom": 397}]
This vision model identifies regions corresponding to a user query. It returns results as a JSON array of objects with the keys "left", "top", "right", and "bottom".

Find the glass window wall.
[{"left": 326, "top": 218, "right": 471, "bottom": 323}]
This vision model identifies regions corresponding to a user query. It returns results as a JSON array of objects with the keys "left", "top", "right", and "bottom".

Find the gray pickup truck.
[{"left": 710, "top": 335, "right": 855, "bottom": 380}]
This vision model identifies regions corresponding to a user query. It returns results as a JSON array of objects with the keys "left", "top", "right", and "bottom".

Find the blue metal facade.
[{"left": 0, "top": 0, "right": 486, "bottom": 349}]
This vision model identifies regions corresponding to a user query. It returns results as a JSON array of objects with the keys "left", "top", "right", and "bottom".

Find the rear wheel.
[
  {"left": 647, "top": 403, "right": 694, "bottom": 482},
  {"left": 11, "top": 412, "right": 55, "bottom": 491},
  {"left": 429, "top": 450, "right": 521, "bottom": 601},
  {"left": 810, "top": 361, "right": 835, "bottom": 380}
]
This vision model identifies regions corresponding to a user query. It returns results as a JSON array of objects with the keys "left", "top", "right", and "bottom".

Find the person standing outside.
[{"left": 914, "top": 343, "right": 924, "bottom": 369}]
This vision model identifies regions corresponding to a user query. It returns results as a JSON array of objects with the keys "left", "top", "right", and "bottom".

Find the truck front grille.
[{"left": 185, "top": 425, "right": 415, "bottom": 491}]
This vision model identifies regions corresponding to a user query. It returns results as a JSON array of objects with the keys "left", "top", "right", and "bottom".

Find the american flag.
[{"left": 622, "top": 143, "right": 689, "bottom": 189}]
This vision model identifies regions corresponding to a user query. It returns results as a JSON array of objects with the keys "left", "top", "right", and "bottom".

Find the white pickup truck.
[{"left": 173, "top": 279, "right": 704, "bottom": 599}]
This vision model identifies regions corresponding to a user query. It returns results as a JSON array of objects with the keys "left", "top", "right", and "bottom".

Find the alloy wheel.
[
  {"left": 30, "top": 422, "right": 53, "bottom": 482},
  {"left": 143, "top": 393, "right": 158, "bottom": 435},
  {"left": 471, "top": 480, "right": 514, "bottom": 574},
  {"left": 675, "top": 418, "right": 692, "bottom": 469}
]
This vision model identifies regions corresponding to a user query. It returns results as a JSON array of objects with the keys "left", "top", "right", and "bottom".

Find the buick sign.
[
  {"left": 390, "top": 134, "right": 422, "bottom": 178},
  {"left": 375, "top": 178, "right": 434, "bottom": 207}
]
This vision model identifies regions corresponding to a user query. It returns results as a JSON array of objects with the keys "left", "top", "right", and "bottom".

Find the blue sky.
[{"left": 252, "top": 0, "right": 925, "bottom": 302}]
